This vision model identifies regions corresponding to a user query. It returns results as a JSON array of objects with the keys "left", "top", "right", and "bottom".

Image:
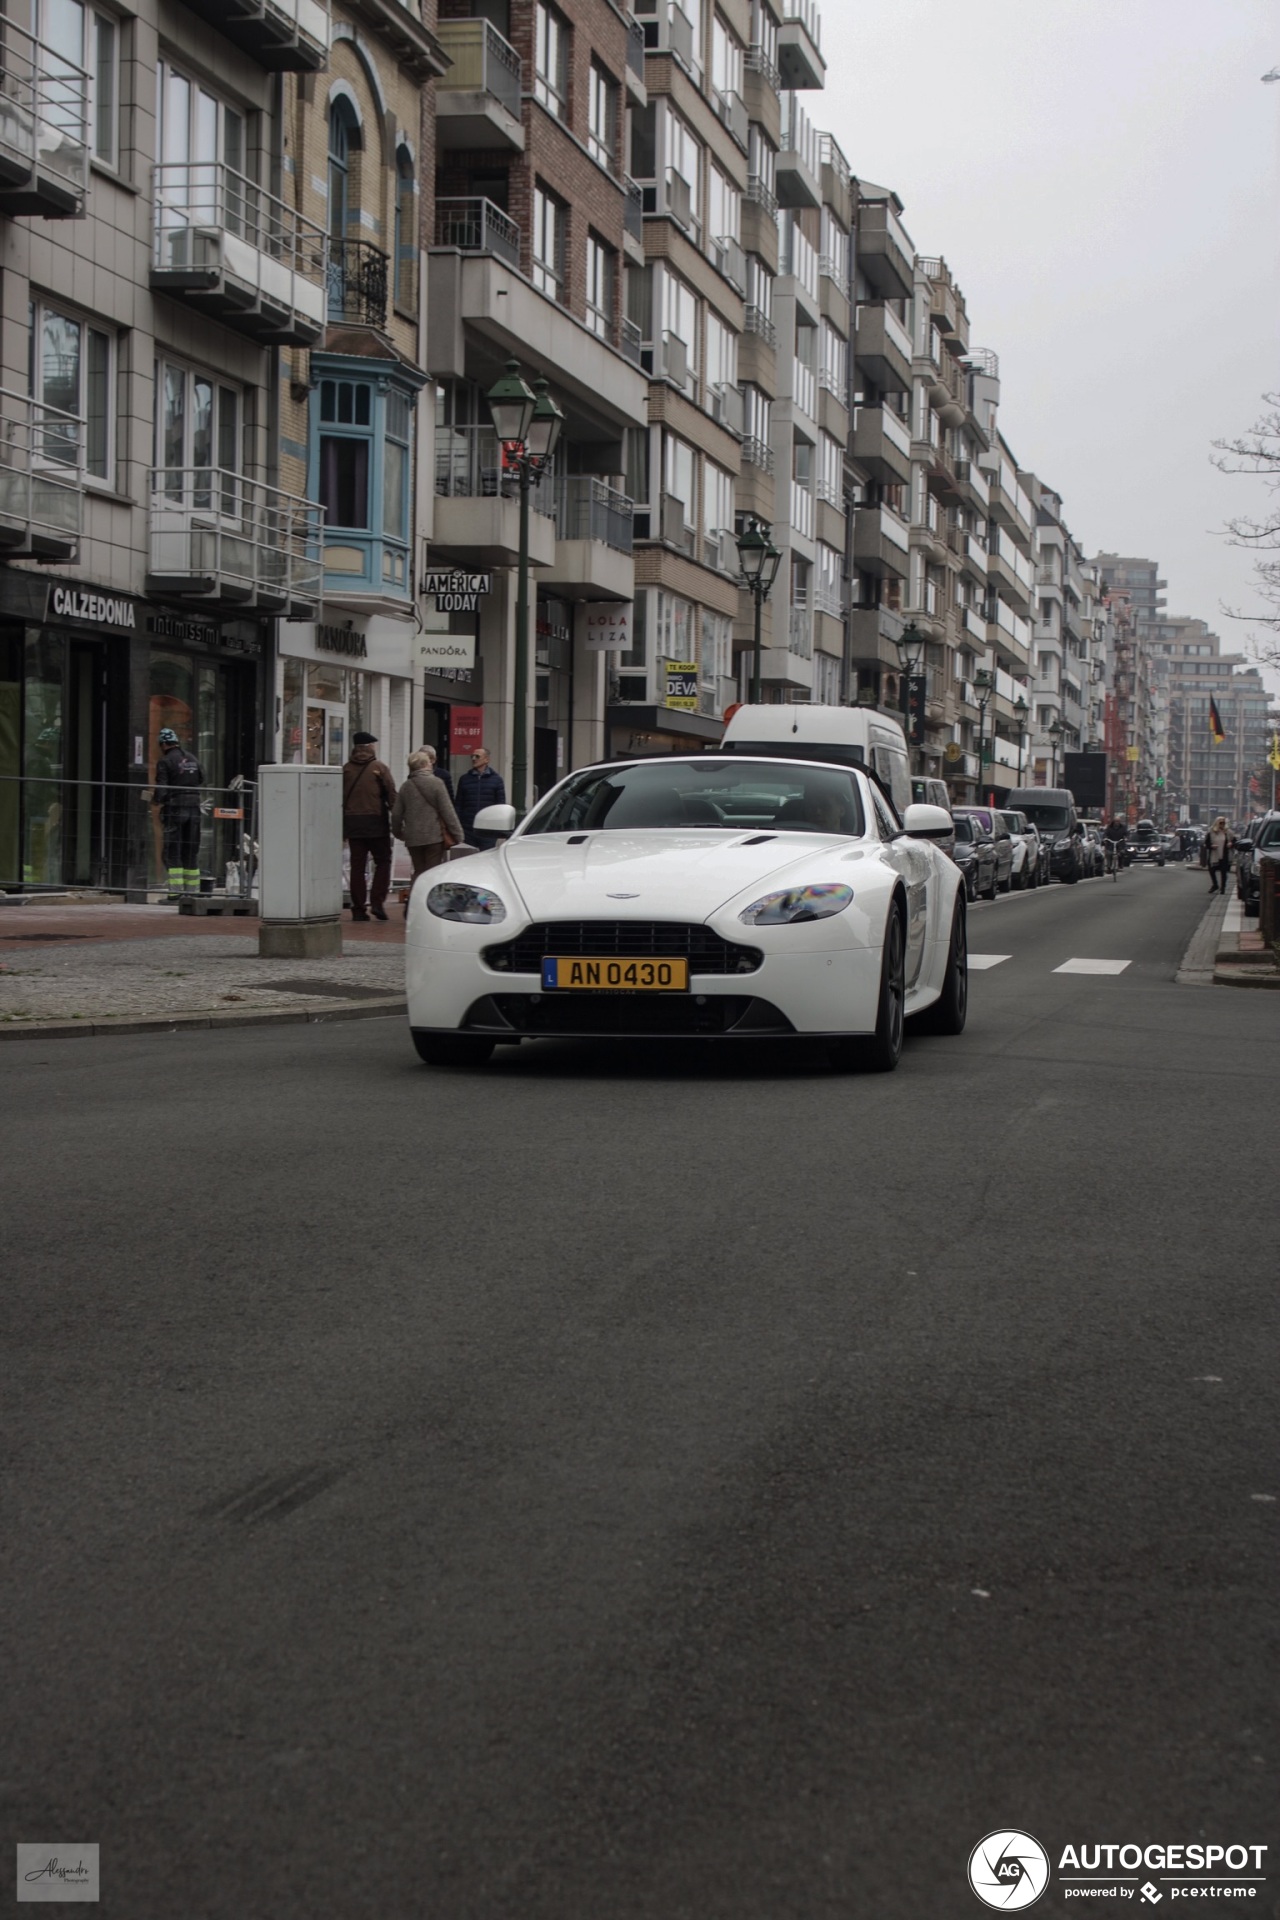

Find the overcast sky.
[{"left": 822, "top": 0, "right": 1280, "bottom": 694}]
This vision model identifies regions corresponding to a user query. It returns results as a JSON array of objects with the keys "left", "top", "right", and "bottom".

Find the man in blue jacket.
[{"left": 455, "top": 746, "right": 506, "bottom": 848}]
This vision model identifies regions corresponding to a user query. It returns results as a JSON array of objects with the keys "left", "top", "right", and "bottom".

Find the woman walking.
[
  {"left": 391, "top": 751, "right": 465, "bottom": 907},
  {"left": 1206, "top": 815, "right": 1233, "bottom": 896}
]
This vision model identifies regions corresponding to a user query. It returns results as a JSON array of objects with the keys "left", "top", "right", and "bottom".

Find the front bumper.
[{"left": 406, "top": 940, "right": 886, "bottom": 1038}]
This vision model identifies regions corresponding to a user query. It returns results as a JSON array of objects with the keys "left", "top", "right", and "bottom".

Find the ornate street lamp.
[
  {"left": 485, "top": 359, "right": 563, "bottom": 819},
  {"left": 736, "top": 517, "right": 783, "bottom": 703},
  {"left": 1047, "top": 715, "right": 1064, "bottom": 788},
  {"left": 1015, "top": 694, "right": 1028, "bottom": 785},
  {"left": 895, "top": 620, "right": 926, "bottom": 756},
  {"left": 974, "top": 666, "right": 994, "bottom": 801}
]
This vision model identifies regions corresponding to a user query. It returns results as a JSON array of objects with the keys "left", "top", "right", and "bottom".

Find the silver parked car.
[{"left": 997, "top": 809, "right": 1042, "bottom": 890}]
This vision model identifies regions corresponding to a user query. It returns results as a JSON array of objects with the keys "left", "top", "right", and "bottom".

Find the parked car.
[
  {"left": 1158, "top": 832, "right": 1180, "bottom": 863},
  {"left": 1126, "top": 818, "right": 1165, "bottom": 866},
  {"left": 954, "top": 806, "right": 1014, "bottom": 893},
  {"left": 950, "top": 813, "right": 998, "bottom": 902},
  {"left": 1236, "top": 812, "right": 1280, "bottom": 914},
  {"left": 1079, "top": 822, "right": 1106, "bottom": 876},
  {"left": 909, "top": 778, "right": 954, "bottom": 858},
  {"left": 996, "top": 809, "right": 1041, "bottom": 889},
  {"left": 1005, "top": 788, "right": 1084, "bottom": 883},
  {"left": 1232, "top": 818, "right": 1263, "bottom": 896},
  {"left": 1020, "top": 819, "right": 1051, "bottom": 886}
]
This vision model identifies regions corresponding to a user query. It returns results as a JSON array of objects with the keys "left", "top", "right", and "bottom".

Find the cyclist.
[{"left": 1103, "top": 815, "right": 1128, "bottom": 878}]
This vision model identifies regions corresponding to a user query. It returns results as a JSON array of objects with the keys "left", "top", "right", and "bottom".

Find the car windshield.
[
  {"left": 522, "top": 759, "right": 867, "bottom": 838},
  {"left": 1260, "top": 822, "right": 1280, "bottom": 847},
  {"left": 952, "top": 818, "right": 975, "bottom": 843},
  {"left": 1018, "top": 804, "right": 1071, "bottom": 830}
]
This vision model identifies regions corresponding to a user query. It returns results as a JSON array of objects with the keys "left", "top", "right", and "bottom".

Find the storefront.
[
  {"left": 0, "top": 572, "right": 268, "bottom": 894},
  {"left": 277, "top": 612, "right": 417, "bottom": 777}
]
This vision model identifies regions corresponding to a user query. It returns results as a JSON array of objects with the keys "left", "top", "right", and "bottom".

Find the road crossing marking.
[
  {"left": 1053, "top": 958, "right": 1131, "bottom": 975},
  {"left": 968, "top": 954, "right": 1011, "bottom": 970}
]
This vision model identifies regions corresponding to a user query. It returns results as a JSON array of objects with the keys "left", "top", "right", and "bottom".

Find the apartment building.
[
  {"left": 965, "top": 346, "right": 1034, "bottom": 799},
  {"left": 1094, "top": 551, "right": 1166, "bottom": 814},
  {"left": 0, "top": 0, "right": 340, "bottom": 893},
  {"left": 426, "top": 0, "right": 647, "bottom": 792},
  {"left": 275, "top": 0, "right": 446, "bottom": 775},
  {"left": 1149, "top": 617, "right": 1270, "bottom": 822}
]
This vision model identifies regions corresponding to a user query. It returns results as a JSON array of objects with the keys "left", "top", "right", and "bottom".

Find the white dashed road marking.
[
  {"left": 968, "top": 954, "right": 1011, "bottom": 970},
  {"left": 1053, "top": 958, "right": 1132, "bottom": 975}
]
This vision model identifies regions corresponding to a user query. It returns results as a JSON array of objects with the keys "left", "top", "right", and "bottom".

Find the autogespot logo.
[{"left": 969, "top": 1830, "right": 1051, "bottom": 1909}]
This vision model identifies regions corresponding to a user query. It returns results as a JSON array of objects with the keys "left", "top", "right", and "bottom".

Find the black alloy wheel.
[
  {"left": 913, "top": 896, "right": 967, "bottom": 1036},
  {"left": 832, "top": 902, "right": 906, "bottom": 1073}
]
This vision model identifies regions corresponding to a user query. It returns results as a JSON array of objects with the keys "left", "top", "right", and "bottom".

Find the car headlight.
[
  {"left": 739, "top": 884, "right": 854, "bottom": 926},
  {"left": 426, "top": 882, "right": 507, "bottom": 925}
]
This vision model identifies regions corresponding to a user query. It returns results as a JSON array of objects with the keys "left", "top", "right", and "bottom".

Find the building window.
[
  {"left": 155, "top": 359, "right": 241, "bottom": 513},
  {"left": 814, "top": 652, "right": 841, "bottom": 703},
  {"left": 819, "top": 207, "right": 847, "bottom": 285},
  {"left": 394, "top": 147, "right": 417, "bottom": 314},
  {"left": 586, "top": 233, "right": 615, "bottom": 340},
  {"left": 42, "top": 0, "right": 120, "bottom": 168},
  {"left": 819, "top": 319, "right": 847, "bottom": 397},
  {"left": 318, "top": 377, "right": 372, "bottom": 529},
  {"left": 705, "top": 308, "right": 736, "bottom": 396},
  {"left": 708, "top": 164, "right": 739, "bottom": 246},
  {"left": 660, "top": 264, "right": 699, "bottom": 393},
  {"left": 312, "top": 363, "right": 418, "bottom": 595},
  {"left": 664, "top": 105, "right": 702, "bottom": 241},
  {"left": 816, "top": 541, "right": 842, "bottom": 615},
  {"left": 662, "top": 433, "right": 696, "bottom": 528},
  {"left": 711, "top": 12, "right": 743, "bottom": 105},
  {"left": 532, "top": 183, "right": 566, "bottom": 301},
  {"left": 587, "top": 60, "right": 617, "bottom": 172},
  {"left": 30, "top": 300, "right": 114, "bottom": 481},
  {"left": 817, "top": 432, "right": 842, "bottom": 507},
  {"left": 535, "top": 2, "right": 569, "bottom": 119},
  {"left": 702, "top": 459, "right": 733, "bottom": 564}
]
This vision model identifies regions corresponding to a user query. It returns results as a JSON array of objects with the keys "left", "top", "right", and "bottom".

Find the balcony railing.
[
  {"left": 148, "top": 468, "right": 322, "bottom": 613},
  {"left": 433, "top": 196, "right": 521, "bottom": 272},
  {"left": 327, "top": 238, "right": 388, "bottom": 326},
  {"left": 742, "top": 435, "right": 774, "bottom": 474},
  {"left": 818, "top": 132, "right": 849, "bottom": 190},
  {"left": 436, "top": 17, "right": 521, "bottom": 119},
  {"left": 744, "top": 303, "right": 777, "bottom": 348},
  {"left": 556, "top": 475, "right": 634, "bottom": 554},
  {"left": 713, "top": 233, "right": 745, "bottom": 293},
  {"left": 624, "top": 175, "right": 643, "bottom": 242},
  {"left": 434, "top": 425, "right": 555, "bottom": 519},
  {"left": 788, "top": 606, "right": 813, "bottom": 658},
  {"left": 745, "top": 43, "right": 781, "bottom": 92},
  {"left": 746, "top": 173, "right": 778, "bottom": 219},
  {"left": 0, "top": 19, "right": 88, "bottom": 217},
  {"left": 621, "top": 317, "right": 643, "bottom": 366},
  {"left": 153, "top": 161, "right": 328, "bottom": 344},
  {"left": 627, "top": 17, "right": 646, "bottom": 78},
  {"left": 712, "top": 86, "right": 748, "bottom": 148},
  {"left": 0, "top": 390, "right": 82, "bottom": 560}
]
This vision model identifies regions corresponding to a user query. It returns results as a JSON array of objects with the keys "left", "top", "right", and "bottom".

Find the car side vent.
[
  {"left": 741, "top": 834, "right": 775, "bottom": 846},
  {"left": 567, "top": 834, "right": 588, "bottom": 844}
]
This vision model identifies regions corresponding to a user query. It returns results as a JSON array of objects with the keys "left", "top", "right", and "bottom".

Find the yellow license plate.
[{"left": 541, "top": 956, "right": 689, "bottom": 991}]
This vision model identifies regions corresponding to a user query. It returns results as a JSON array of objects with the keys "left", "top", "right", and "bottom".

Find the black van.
[{"left": 1004, "top": 787, "right": 1083, "bottom": 883}]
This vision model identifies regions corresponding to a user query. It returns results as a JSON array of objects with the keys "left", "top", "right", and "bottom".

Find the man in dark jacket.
[
  {"left": 343, "top": 731, "right": 398, "bottom": 920},
  {"left": 455, "top": 747, "right": 507, "bottom": 849},
  {"left": 153, "top": 726, "right": 205, "bottom": 897}
]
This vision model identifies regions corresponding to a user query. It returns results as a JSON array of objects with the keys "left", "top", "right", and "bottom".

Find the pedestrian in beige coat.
[{"left": 391, "top": 753, "right": 465, "bottom": 895}]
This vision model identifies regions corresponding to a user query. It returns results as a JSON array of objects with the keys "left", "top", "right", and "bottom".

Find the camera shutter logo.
[{"left": 968, "top": 1830, "right": 1050, "bottom": 1909}]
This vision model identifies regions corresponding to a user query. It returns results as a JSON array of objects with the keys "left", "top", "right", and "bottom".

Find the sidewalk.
[
  {"left": 0, "top": 900, "right": 406, "bottom": 1039},
  {"left": 1178, "top": 885, "right": 1280, "bottom": 989}
]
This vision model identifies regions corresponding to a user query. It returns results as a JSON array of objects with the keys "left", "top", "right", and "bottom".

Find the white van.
[{"left": 720, "top": 704, "right": 913, "bottom": 816}]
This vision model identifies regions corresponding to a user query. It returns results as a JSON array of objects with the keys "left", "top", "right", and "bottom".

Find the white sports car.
[{"left": 405, "top": 755, "right": 967, "bottom": 1070}]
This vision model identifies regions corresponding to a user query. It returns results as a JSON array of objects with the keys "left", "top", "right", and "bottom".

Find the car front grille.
[
  {"left": 483, "top": 921, "right": 763, "bottom": 975},
  {"left": 469, "top": 993, "right": 792, "bottom": 1037}
]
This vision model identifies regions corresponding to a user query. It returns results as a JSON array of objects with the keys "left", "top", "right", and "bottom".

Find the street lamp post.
[
  {"left": 736, "top": 518, "right": 783, "bottom": 703},
  {"left": 1048, "top": 716, "right": 1064, "bottom": 789},
  {"left": 974, "top": 667, "right": 993, "bottom": 801},
  {"left": 1015, "top": 694, "right": 1028, "bottom": 785},
  {"left": 895, "top": 620, "right": 926, "bottom": 765},
  {"left": 485, "top": 357, "right": 563, "bottom": 819}
]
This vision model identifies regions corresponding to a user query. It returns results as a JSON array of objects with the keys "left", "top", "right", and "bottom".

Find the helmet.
[{"left": 158, "top": 728, "right": 179, "bottom": 746}]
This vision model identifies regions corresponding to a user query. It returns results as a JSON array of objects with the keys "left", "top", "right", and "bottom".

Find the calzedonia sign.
[{"left": 47, "top": 584, "right": 137, "bottom": 629}]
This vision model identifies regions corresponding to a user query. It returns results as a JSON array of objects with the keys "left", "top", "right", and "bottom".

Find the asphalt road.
[{"left": 2, "top": 865, "right": 1276, "bottom": 1919}]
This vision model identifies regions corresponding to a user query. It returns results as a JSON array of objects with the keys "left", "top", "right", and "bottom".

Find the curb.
[
  {"left": 1175, "top": 891, "right": 1231, "bottom": 987},
  {"left": 1212, "top": 965, "right": 1280, "bottom": 990},
  {"left": 0, "top": 996, "right": 406, "bottom": 1043}
]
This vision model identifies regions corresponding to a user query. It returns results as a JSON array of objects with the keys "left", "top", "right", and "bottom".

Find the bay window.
[{"left": 311, "top": 356, "right": 421, "bottom": 598}]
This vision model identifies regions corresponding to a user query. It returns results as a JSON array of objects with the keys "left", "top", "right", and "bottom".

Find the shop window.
[
  {"left": 311, "top": 358, "right": 418, "bottom": 597},
  {"left": 30, "top": 301, "right": 114, "bottom": 481}
]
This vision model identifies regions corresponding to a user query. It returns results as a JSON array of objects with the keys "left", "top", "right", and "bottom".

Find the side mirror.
[
  {"left": 903, "top": 803, "right": 954, "bottom": 839},
  {"left": 472, "top": 803, "right": 517, "bottom": 836}
]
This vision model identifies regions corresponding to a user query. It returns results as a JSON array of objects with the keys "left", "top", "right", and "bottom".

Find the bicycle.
[{"left": 1104, "top": 839, "right": 1121, "bottom": 881}]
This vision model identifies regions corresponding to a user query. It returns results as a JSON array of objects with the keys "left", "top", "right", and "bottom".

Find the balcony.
[
  {"left": 856, "top": 201, "right": 914, "bottom": 301},
  {"left": 853, "top": 405, "right": 911, "bottom": 484},
  {"left": 745, "top": 42, "right": 781, "bottom": 94},
  {"left": 778, "top": 0, "right": 824, "bottom": 88},
  {"left": 545, "top": 476, "right": 635, "bottom": 599},
  {"left": 625, "top": 18, "right": 647, "bottom": 103},
  {"left": 713, "top": 233, "right": 746, "bottom": 294},
  {"left": 153, "top": 164, "right": 327, "bottom": 347},
  {"left": 178, "top": 0, "right": 328, "bottom": 70},
  {"left": 642, "top": 2, "right": 695, "bottom": 67},
  {"left": 327, "top": 238, "right": 389, "bottom": 328},
  {"left": 746, "top": 172, "right": 778, "bottom": 220},
  {"left": 744, "top": 303, "right": 777, "bottom": 350},
  {"left": 777, "top": 92, "right": 820, "bottom": 209},
  {"left": 621, "top": 317, "right": 643, "bottom": 366},
  {"left": 433, "top": 425, "right": 555, "bottom": 569},
  {"left": 854, "top": 302, "right": 912, "bottom": 393},
  {"left": 624, "top": 175, "right": 644, "bottom": 251},
  {"left": 852, "top": 505, "right": 908, "bottom": 579},
  {"left": 0, "top": 391, "right": 82, "bottom": 562},
  {"left": 848, "top": 603, "right": 904, "bottom": 666},
  {"left": 148, "top": 469, "right": 322, "bottom": 615},
  {"left": 433, "top": 196, "right": 521, "bottom": 274},
  {"left": 0, "top": 22, "right": 87, "bottom": 217},
  {"left": 713, "top": 86, "right": 748, "bottom": 149},
  {"left": 709, "top": 381, "right": 744, "bottom": 435},
  {"left": 435, "top": 18, "right": 523, "bottom": 151}
]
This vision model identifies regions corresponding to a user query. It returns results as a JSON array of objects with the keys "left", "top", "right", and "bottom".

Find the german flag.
[{"left": 1208, "top": 696, "right": 1225, "bottom": 744}]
